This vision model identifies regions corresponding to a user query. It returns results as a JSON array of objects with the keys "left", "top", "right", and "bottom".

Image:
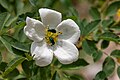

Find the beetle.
[
  {"left": 48, "top": 29, "right": 56, "bottom": 33},
  {"left": 49, "top": 37, "right": 55, "bottom": 46}
]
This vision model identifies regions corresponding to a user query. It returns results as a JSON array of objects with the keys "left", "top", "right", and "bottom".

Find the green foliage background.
[{"left": 0, "top": 0, "right": 120, "bottom": 80}]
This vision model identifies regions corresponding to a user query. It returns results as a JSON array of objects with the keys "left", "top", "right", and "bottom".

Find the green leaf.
[
  {"left": 11, "top": 47, "right": 26, "bottom": 56},
  {"left": 68, "top": 7, "right": 79, "bottom": 17},
  {"left": 78, "top": 20, "right": 85, "bottom": 36},
  {"left": 82, "top": 40, "right": 103, "bottom": 62},
  {"left": 99, "top": 32, "right": 120, "bottom": 42},
  {"left": 89, "top": 7, "right": 100, "bottom": 20},
  {"left": 93, "top": 50, "right": 103, "bottom": 62},
  {"left": 12, "top": 75, "right": 26, "bottom": 80},
  {"left": 105, "top": 1, "right": 120, "bottom": 16},
  {"left": 5, "top": 68, "right": 19, "bottom": 79},
  {"left": 43, "top": 0, "right": 57, "bottom": 7},
  {"left": 0, "top": 62, "right": 7, "bottom": 72},
  {"left": 111, "top": 50, "right": 120, "bottom": 58},
  {"left": 15, "top": 21, "right": 26, "bottom": 28},
  {"left": 82, "top": 19, "right": 88, "bottom": 27},
  {"left": 17, "top": 28, "right": 27, "bottom": 42},
  {"left": 0, "top": 12, "right": 10, "bottom": 30},
  {"left": 83, "top": 20, "right": 100, "bottom": 36},
  {"left": 0, "top": 0, "right": 13, "bottom": 12},
  {"left": 101, "top": 40, "right": 109, "bottom": 49},
  {"left": 82, "top": 40, "right": 97, "bottom": 55},
  {"left": 102, "top": 57, "right": 115, "bottom": 77},
  {"left": 0, "top": 35, "right": 29, "bottom": 55},
  {"left": 51, "top": 71, "right": 56, "bottom": 80},
  {"left": 29, "top": 0, "right": 43, "bottom": 8},
  {"left": 94, "top": 71, "right": 107, "bottom": 80},
  {"left": 12, "top": 42, "right": 30, "bottom": 53},
  {"left": 1, "top": 35, "right": 30, "bottom": 52},
  {"left": 0, "top": 36, "right": 14, "bottom": 54},
  {"left": 13, "top": 22, "right": 26, "bottom": 42},
  {"left": 93, "top": 29, "right": 101, "bottom": 41},
  {"left": 110, "top": 26, "right": 120, "bottom": 30},
  {"left": 39, "top": 67, "right": 47, "bottom": 80},
  {"left": 117, "top": 66, "right": 120, "bottom": 78},
  {"left": 2, "top": 56, "right": 25, "bottom": 77},
  {"left": 5, "top": 16, "right": 18, "bottom": 27},
  {"left": 15, "top": 0, "right": 33, "bottom": 15},
  {"left": 69, "top": 74, "right": 84, "bottom": 80},
  {"left": 15, "top": 0, "right": 24, "bottom": 15},
  {"left": 102, "top": 19, "right": 114, "bottom": 28},
  {"left": 51, "top": 71, "right": 60, "bottom": 80},
  {"left": 0, "top": 52, "right": 2, "bottom": 64},
  {"left": 29, "top": 0, "right": 38, "bottom": 7},
  {"left": 22, "top": 60, "right": 32, "bottom": 77},
  {"left": 61, "top": 59, "right": 89, "bottom": 70},
  {"left": 60, "top": 0, "right": 72, "bottom": 8}
]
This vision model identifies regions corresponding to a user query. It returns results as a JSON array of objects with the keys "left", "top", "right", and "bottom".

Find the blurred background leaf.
[
  {"left": 89, "top": 7, "right": 101, "bottom": 20},
  {"left": 94, "top": 71, "right": 107, "bottom": 80},
  {"left": 0, "top": 52, "right": 2, "bottom": 64},
  {"left": 111, "top": 50, "right": 120, "bottom": 58},
  {"left": 117, "top": 66, "right": 120, "bottom": 78},
  {"left": 2, "top": 56, "right": 25, "bottom": 78},
  {"left": 102, "top": 57, "right": 115, "bottom": 77},
  {"left": 105, "top": 1, "right": 120, "bottom": 16},
  {"left": 61, "top": 58, "right": 89, "bottom": 70},
  {"left": 0, "top": 12, "right": 10, "bottom": 31}
]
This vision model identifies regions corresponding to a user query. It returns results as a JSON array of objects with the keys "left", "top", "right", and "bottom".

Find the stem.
[
  {"left": 102, "top": 51, "right": 109, "bottom": 56},
  {"left": 100, "top": 0, "right": 110, "bottom": 18},
  {"left": 50, "top": 64, "right": 56, "bottom": 80},
  {"left": 100, "top": 0, "right": 109, "bottom": 13},
  {"left": 57, "top": 69, "right": 64, "bottom": 80}
]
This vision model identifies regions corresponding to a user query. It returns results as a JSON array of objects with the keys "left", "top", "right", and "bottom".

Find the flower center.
[{"left": 45, "top": 28, "right": 62, "bottom": 46}]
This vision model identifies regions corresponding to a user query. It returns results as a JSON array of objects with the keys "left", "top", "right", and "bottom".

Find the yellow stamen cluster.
[{"left": 45, "top": 28, "right": 62, "bottom": 46}]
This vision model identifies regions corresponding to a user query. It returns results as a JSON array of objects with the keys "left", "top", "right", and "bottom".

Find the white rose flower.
[{"left": 24, "top": 8, "right": 80, "bottom": 67}]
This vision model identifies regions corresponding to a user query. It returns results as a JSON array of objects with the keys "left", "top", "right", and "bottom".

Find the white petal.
[
  {"left": 31, "top": 41, "right": 53, "bottom": 66},
  {"left": 54, "top": 40, "right": 79, "bottom": 64},
  {"left": 24, "top": 17, "right": 45, "bottom": 42},
  {"left": 39, "top": 8, "right": 62, "bottom": 29},
  {"left": 56, "top": 19, "right": 80, "bottom": 44}
]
